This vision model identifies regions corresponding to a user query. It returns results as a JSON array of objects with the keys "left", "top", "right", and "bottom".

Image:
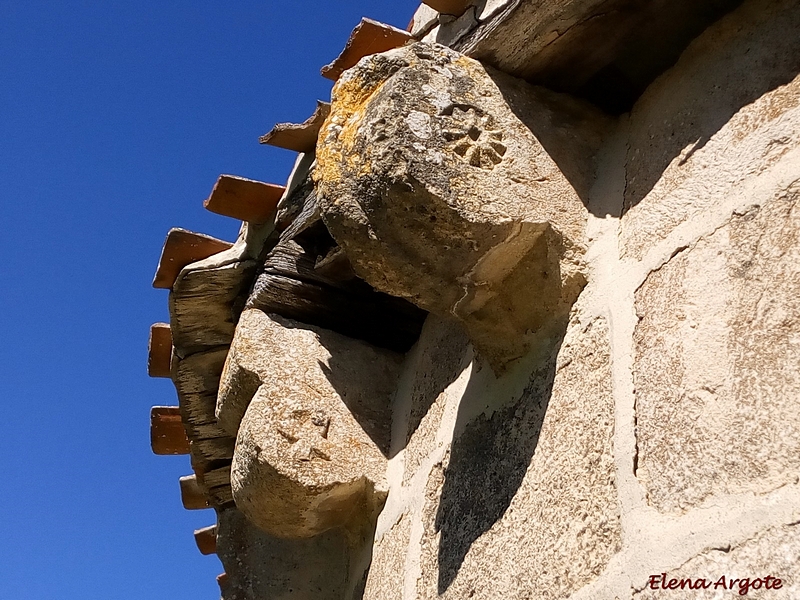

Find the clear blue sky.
[{"left": 0, "top": 2, "right": 418, "bottom": 598}]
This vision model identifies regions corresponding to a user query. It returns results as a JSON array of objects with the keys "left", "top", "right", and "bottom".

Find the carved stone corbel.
[
  {"left": 221, "top": 309, "right": 402, "bottom": 539},
  {"left": 315, "top": 42, "right": 611, "bottom": 371}
]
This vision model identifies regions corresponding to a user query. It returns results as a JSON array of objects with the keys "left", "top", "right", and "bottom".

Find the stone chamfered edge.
[
  {"left": 320, "top": 18, "right": 413, "bottom": 81},
  {"left": 203, "top": 174, "right": 285, "bottom": 224}
]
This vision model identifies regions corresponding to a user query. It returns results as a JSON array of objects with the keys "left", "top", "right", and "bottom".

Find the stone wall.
[
  {"left": 359, "top": 0, "right": 800, "bottom": 597},
  {"left": 150, "top": 0, "right": 800, "bottom": 597}
]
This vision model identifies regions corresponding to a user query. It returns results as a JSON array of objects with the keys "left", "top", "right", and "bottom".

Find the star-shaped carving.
[
  {"left": 442, "top": 107, "right": 507, "bottom": 170},
  {"left": 276, "top": 409, "right": 334, "bottom": 462}
]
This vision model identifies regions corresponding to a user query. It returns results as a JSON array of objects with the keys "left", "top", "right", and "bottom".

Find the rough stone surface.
[
  {"left": 228, "top": 309, "right": 403, "bottom": 538},
  {"left": 362, "top": 513, "right": 411, "bottom": 600},
  {"left": 418, "top": 317, "right": 619, "bottom": 599},
  {"left": 217, "top": 507, "right": 349, "bottom": 600},
  {"left": 634, "top": 524, "right": 800, "bottom": 599},
  {"left": 409, "top": 5, "right": 439, "bottom": 38},
  {"left": 634, "top": 183, "right": 800, "bottom": 513},
  {"left": 448, "top": 0, "right": 744, "bottom": 112},
  {"left": 621, "top": 0, "right": 800, "bottom": 259},
  {"left": 315, "top": 42, "right": 609, "bottom": 370},
  {"left": 400, "top": 316, "right": 471, "bottom": 484}
]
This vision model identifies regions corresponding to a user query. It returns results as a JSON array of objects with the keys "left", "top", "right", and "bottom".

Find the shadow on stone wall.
[
  {"left": 490, "top": 68, "right": 611, "bottom": 215},
  {"left": 312, "top": 329, "right": 403, "bottom": 459},
  {"left": 404, "top": 318, "right": 472, "bottom": 449},
  {"left": 434, "top": 316, "right": 568, "bottom": 593},
  {"left": 621, "top": 0, "right": 800, "bottom": 213}
]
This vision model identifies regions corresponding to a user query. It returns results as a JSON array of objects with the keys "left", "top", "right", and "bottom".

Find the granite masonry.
[{"left": 148, "top": 0, "right": 800, "bottom": 598}]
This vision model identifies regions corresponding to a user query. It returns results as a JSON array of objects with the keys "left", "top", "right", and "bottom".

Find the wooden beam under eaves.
[
  {"left": 321, "top": 18, "right": 412, "bottom": 81},
  {"left": 203, "top": 175, "right": 284, "bottom": 224},
  {"left": 150, "top": 406, "right": 190, "bottom": 455},
  {"left": 152, "top": 228, "right": 232, "bottom": 289}
]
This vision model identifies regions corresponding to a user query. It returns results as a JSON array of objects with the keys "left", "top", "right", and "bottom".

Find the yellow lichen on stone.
[{"left": 315, "top": 53, "right": 419, "bottom": 191}]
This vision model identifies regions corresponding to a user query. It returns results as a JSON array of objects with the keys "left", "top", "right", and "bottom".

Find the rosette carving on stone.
[
  {"left": 442, "top": 106, "right": 507, "bottom": 169},
  {"left": 315, "top": 43, "right": 610, "bottom": 371}
]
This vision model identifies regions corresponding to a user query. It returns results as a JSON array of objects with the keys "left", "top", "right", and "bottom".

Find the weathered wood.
[
  {"left": 208, "top": 485, "right": 234, "bottom": 507},
  {"left": 274, "top": 175, "right": 316, "bottom": 235},
  {"left": 150, "top": 406, "right": 190, "bottom": 455},
  {"left": 153, "top": 229, "right": 232, "bottom": 289},
  {"left": 197, "top": 464, "right": 234, "bottom": 507},
  {"left": 204, "top": 175, "right": 284, "bottom": 224},
  {"left": 170, "top": 348, "right": 236, "bottom": 463},
  {"left": 199, "top": 465, "right": 232, "bottom": 489},
  {"left": 191, "top": 437, "right": 235, "bottom": 463},
  {"left": 259, "top": 101, "right": 331, "bottom": 153},
  {"left": 314, "top": 246, "right": 357, "bottom": 281},
  {"left": 194, "top": 525, "right": 218, "bottom": 555},
  {"left": 248, "top": 240, "right": 426, "bottom": 352},
  {"left": 180, "top": 390, "right": 218, "bottom": 427},
  {"left": 321, "top": 18, "right": 413, "bottom": 81},
  {"left": 173, "top": 348, "right": 228, "bottom": 424},
  {"left": 189, "top": 452, "right": 218, "bottom": 481},
  {"left": 277, "top": 189, "right": 320, "bottom": 243},
  {"left": 422, "top": 0, "right": 471, "bottom": 16},
  {"left": 147, "top": 323, "right": 172, "bottom": 378},
  {"left": 180, "top": 474, "right": 211, "bottom": 510},
  {"left": 169, "top": 261, "right": 256, "bottom": 357},
  {"left": 452, "top": 0, "right": 743, "bottom": 113}
]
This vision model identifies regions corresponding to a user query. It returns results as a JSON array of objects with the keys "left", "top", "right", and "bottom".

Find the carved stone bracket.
[
  {"left": 220, "top": 309, "right": 402, "bottom": 539},
  {"left": 315, "top": 42, "right": 610, "bottom": 371}
]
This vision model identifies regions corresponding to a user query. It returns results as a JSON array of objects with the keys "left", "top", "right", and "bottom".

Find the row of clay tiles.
[{"left": 145, "top": 4, "right": 469, "bottom": 591}]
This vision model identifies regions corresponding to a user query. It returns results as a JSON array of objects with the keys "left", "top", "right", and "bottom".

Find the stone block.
[
  {"left": 634, "top": 183, "right": 800, "bottom": 512},
  {"left": 401, "top": 316, "right": 471, "bottom": 484},
  {"left": 408, "top": 5, "right": 439, "bottom": 38},
  {"left": 227, "top": 309, "right": 403, "bottom": 538},
  {"left": 621, "top": 0, "right": 800, "bottom": 259},
  {"left": 422, "top": 0, "right": 472, "bottom": 16},
  {"left": 217, "top": 507, "right": 349, "bottom": 600},
  {"left": 634, "top": 524, "right": 800, "bottom": 599},
  {"left": 316, "top": 43, "right": 609, "bottom": 371},
  {"left": 417, "top": 317, "right": 619, "bottom": 599},
  {"left": 363, "top": 514, "right": 411, "bottom": 600}
]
